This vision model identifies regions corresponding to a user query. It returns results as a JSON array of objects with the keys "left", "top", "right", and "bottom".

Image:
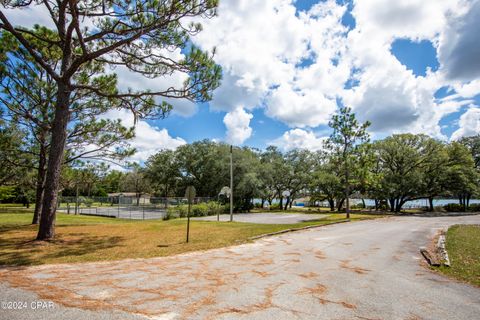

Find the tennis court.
[{"left": 57, "top": 196, "right": 211, "bottom": 220}]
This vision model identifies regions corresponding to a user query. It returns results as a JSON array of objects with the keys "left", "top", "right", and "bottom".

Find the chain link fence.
[{"left": 57, "top": 195, "right": 212, "bottom": 220}]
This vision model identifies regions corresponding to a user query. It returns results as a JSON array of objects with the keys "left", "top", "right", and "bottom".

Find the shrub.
[
  {"left": 191, "top": 203, "right": 207, "bottom": 217},
  {"left": 191, "top": 202, "right": 224, "bottom": 217},
  {"left": 236, "top": 200, "right": 254, "bottom": 212},
  {"left": 207, "top": 201, "right": 224, "bottom": 216},
  {"left": 444, "top": 203, "right": 464, "bottom": 212},
  {"left": 77, "top": 196, "right": 86, "bottom": 206},
  {"left": 166, "top": 205, "right": 187, "bottom": 218},
  {"left": 433, "top": 206, "right": 446, "bottom": 212},
  {"left": 442, "top": 203, "right": 480, "bottom": 212},
  {"left": 351, "top": 202, "right": 365, "bottom": 209},
  {"left": 269, "top": 203, "right": 282, "bottom": 210},
  {"left": 163, "top": 210, "right": 173, "bottom": 220},
  {"left": 179, "top": 206, "right": 188, "bottom": 217},
  {"left": 468, "top": 203, "right": 480, "bottom": 212},
  {"left": 167, "top": 202, "right": 224, "bottom": 218},
  {"left": 376, "top": 200, "right": 389, "bottom": 211},
  {"left": 83, "top": 198, "right": 94, "bottom": 207}
]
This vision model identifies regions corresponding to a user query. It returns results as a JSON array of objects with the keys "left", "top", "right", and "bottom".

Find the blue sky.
[
  {"left": 139, "top": 0, "right": 479, "bottom": 155},
  {"left": 3, "top": 0, "right": 480, "bottom": 162}
]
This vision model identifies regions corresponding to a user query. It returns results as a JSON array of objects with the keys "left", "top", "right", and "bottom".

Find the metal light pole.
[{"left": 230, "top": 145, "right": 233, "bottom": 222}]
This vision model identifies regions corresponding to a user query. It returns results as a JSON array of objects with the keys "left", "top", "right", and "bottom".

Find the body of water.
[{"left": 256, "top": 198, "right": 480, "bottom": 208}]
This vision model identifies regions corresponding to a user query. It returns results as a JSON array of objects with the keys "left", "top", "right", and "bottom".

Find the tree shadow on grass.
[
  {"left": 157, "top": 241, "right": 187, "bottom": 248},
  {"left": 298, "top": 219, "right": 330, "bottom": 223},
  {"left": 0, "top": 224, "right": 36, "bottom": 233},
  {"left": 0, "top": 242, "right": 41, "bottom": 268},
  {"left": 0, "top": 234, "right": 125, "bottom": 267},
  {"left": 40, "top": 235, "right": 125, "bottom": 262}
]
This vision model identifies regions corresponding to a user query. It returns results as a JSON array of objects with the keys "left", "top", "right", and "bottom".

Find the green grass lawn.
[
  {"left": 0, "top": 211, "right": 380, "bottom": 266},
  {"left": 0, "top": 203, "right": 32, "bottom": 208},
  {"left": 437, "top": 224, "right": 480, "bottom": 287}
]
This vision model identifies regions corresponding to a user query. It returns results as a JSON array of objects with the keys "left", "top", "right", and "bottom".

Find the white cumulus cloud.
[
  {"left": 341, "top": 0, "right": 472, "bottom": 138},
  {"left": 271, "top": 129, "right": 327, "bottom": 151},
  {"left": 192, "top": 0, "right": 347, "bottom": 129},
  {"left": 192, "top": 0, "right": 480, "bottom": 140},
  {"left": 438, "top": 0, "right": 480, "bottom": 82},
  {"left": 101, "top": 109, "right": 186, "bottom": 163},
  {"left": 451, "top": 107, "right": 480, "bottom": 140},
  {"left": 223, "top": 107, "right": 253, "bottom": 145}
]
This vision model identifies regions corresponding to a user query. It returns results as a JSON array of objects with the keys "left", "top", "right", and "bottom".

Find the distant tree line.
[
  {"left": 141, "top": 108, "right": 480, "bottom": 213},
  {"left": 2, "top": 108, "right": 479, "bottom": 215}
]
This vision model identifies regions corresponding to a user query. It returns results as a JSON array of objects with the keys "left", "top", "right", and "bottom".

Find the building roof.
[{"left": 107, "top": 193, "right": 151, "bottom": 198}]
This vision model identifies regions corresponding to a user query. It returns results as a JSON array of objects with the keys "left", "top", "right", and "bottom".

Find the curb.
[
  {"left": 248, "top": 219, "right": 351, "bottom": 240},
  {"left": 437, "top": 233, "right": 451, "bottom": 267},
  {"left": 420, "top": 228, "right": 451, "bottom": 267}
]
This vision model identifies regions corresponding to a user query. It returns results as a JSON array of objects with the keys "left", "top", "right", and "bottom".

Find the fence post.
[
  {"left": 118, "top": 196, "right": 120, "bottom": 218},
  {"left": 75, "top": 185, "right": 79, "bottom": 215}
]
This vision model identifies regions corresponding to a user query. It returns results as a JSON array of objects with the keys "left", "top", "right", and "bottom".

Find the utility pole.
[{"left": 230, "top": 145, "right": 233, "bottom": 222}]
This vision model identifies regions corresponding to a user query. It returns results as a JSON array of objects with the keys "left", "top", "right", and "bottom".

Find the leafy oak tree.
[
  {"left": 144, "top": 149, "right": 181, "bottom": 198},
  {"left": 175, "top": 140, "right": 228, "bottom": 197},
  {"left": 257, "top": 150, "right": 279, "bottom": 208},
  {"left": 261, "top": 146, "right": 288, "bottom": 209},
  {"left": 373, "top": 134, "right": 442, "bottom": 212},
  {"left": 445, "top": 142, "right": 479, "bottom": 210},
  {"left": 310, "top": 158, "right": 343, "bottom": 211},
  {"left": 281, "top": 149, "right": 316, "bottom": 210},
  {"left": 121, "top": 165, "right": 151, "bottom": 206},
  {"left": 0, "top": 0, "right": 221, "bottom": 239},
  {"left": 459, "top": 135, "right": 480, "bottom": 169}
]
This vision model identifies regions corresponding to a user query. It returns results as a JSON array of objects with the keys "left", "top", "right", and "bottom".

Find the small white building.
[{"left": 107, "top": 193, "right": 152, "bottom": 204}]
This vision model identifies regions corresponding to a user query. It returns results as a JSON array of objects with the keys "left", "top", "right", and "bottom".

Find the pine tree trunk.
[
  {"left": 37, "top": 86, "right": 71, "bottom": 240},
  {"left": 32, "top": 137, "right": 47, "bottom": 225},
  {"left": 345, "top": 160, "right": 350, "bottom": 219}
]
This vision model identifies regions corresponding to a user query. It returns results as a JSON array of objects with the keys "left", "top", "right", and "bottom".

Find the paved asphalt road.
[
  {"left": 193, "top": 212, "right": 332, "bottom": 224},
  {"left": 1, "top": 215, "right": 479, "bottom": 320}
]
